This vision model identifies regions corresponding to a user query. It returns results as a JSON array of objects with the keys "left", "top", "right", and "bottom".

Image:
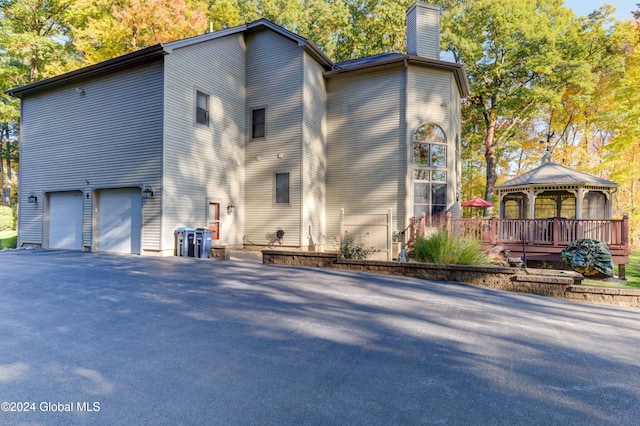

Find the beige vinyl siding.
[
  {"left": 244, "top": 30, "right": 303, "bottom": 246},
  {"left": 326, "top": 69, "right": 406, "bottom": 245},
  {"left": 302, "top": 52, "right": 327, "bottom": 248},
  {"left": 162, "top": 33, "right": 246, "bottom": 252},
  {"left": 406, "top": 10, "right": 417, "bottom": 56},
  {"left": 406, "top": 3, "right": 440, "bottom": 60},
  {"left": 406, "top": 66, "right": 458, "bottom": 219},
  {"left": 18, "top": 61, "right": 164, "bottom": 249}
]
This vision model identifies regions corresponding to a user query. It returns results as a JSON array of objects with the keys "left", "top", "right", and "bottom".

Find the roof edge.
[
  {"left": 324, "top": 55, "right": 470, "bottom": 97},
  {"left": 408, "top": 56, "right": 470, "bottom": 97},
  {"left": 6, "top": 18, "right": 337, "bottom": 98},
  {"left": 495, "top": 161, "right": 618, "bottom": 189},
  {"left": 5, "top": 44, "right": 167, "bottom": 98},
  {"left": 246, "top": 19, "right": 334, "bottom": 69},
  {"left": 161, "top": 24, "right": 249, "bottom": 53}
]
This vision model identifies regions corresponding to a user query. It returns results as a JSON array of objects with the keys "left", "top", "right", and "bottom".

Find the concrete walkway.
[{"left": 0, "top": 250, "right": 639, "bottom": 425}]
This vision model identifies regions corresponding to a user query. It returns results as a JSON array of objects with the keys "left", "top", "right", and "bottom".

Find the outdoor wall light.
[
  {"left": 28, "top": 192, "right": 38, "bottom": 203},
  {"left": 142, "top": 185, "right": 154, "bottom": 199},
  {"left": 227, "top": 201, "right": 235, "bottom": 215}
]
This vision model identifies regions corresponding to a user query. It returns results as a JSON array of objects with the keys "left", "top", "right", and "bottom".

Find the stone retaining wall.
[{"left": 262, "top": 250, "right": 640, "bottom": 308}]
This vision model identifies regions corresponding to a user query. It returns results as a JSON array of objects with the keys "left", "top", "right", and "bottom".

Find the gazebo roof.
[{"left": 496, "top": 161, "right": 617, "bottom": 189}]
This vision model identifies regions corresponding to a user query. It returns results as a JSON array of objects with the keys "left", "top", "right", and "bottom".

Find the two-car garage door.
[{"left": 48, "top": 188, "right": 141, "bottom": 254}]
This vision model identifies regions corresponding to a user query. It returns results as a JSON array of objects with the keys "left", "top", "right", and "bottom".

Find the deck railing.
[{"left": 408, "top": 214, "right": 629, "bottom": 249}]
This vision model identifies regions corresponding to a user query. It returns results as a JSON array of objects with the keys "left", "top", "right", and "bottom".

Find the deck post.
[
  {"left": 621, "top": 213, "right": 629, "bottom": 248},
  {"left": 418, "top": 212, "right": 426, "bottom": 237},
  {"left": 619, "top": 264, "right": 626, "bottom": 280},
  {"left": 553, "top": 217, "right": 559, "bottom": 247},
  {"left": 490, "top": 217, "right": 497, "bottom": 245}
]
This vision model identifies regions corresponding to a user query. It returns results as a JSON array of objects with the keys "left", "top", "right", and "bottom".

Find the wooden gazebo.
[
  {"left": 495, "top": 151, "right": 617, "bottom": 221},
  {"left": 411, "top": 152, "right": 630, "bottom": 278}
]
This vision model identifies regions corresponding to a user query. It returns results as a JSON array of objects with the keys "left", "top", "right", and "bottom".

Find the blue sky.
[{"left": 564, "top": 0, "right": 637, "bottom": 20}]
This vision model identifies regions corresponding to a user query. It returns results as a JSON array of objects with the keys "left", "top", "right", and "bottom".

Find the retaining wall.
[{"left": 262, "top": 250, "right": 640, "bottom": 308}]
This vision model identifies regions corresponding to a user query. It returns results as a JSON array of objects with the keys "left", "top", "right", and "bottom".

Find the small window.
[
  {"left": 252, "top": 108, "right": 266, "bottom": 139},
  {"left": 275, "top": 173, "right": 290, "bottom": 204},
  {"left": 196, "top": 90, "right": 209, "bottom": 126}
]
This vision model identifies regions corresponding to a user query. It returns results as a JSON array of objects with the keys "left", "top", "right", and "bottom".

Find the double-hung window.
[
  {"left": 251, "top": 108, "right": 266, "bottom": 139},
  {"left": 196, "top": 90, "right": 210, "bottom": 126},
  {"left": 275, "top": 172, "right": 290, "bottom": 205}
]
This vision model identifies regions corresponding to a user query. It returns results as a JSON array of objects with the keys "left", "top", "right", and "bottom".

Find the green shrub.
[
  {"left": 412, "top": 228, "right": 491, "bottom": 265},
  {"left": 0, "top": 205, "right": 14, "bottom": 231},
  {"left": 339, "top": 231, "right": 376, "bottom": 260}
]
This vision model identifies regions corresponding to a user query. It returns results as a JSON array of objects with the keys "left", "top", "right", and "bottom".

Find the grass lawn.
[
  {"left": 582, "top": 252, "right": 640, "bottom": 289},
  {"left": 622, "top": 252, "right": 640, "bottom": 288},
  {"left": 0, "top": 230, "right": 17, "bottom": 250}
]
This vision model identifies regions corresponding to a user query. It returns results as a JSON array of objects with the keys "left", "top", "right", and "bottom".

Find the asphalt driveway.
[{"left": 0, "top": 250, "right": 639, "bottom": 425}]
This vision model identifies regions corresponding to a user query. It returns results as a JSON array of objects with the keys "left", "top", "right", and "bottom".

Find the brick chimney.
[{"left": 406, "top": 2, "right": 440, "bottom": 60}]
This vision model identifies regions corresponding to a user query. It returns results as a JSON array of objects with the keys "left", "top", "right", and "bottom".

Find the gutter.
[
  {"left": 5, "top": 44, "right": 167, "bottom": 98},
  {"left": 324, "top": 55, "right": 470, "bottom": 98}
]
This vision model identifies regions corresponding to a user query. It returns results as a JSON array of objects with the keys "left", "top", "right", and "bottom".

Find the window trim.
[
  {"left": 251, "top": 107, "right": 267, "bottom": 139},
  {"left": 274, "top": 171, "right": 290, "bottom": 206},
  {"left": 206, "top": 199, "right": 221, "bottom": 241},
  {"left": 195, "top": 89, "right": 210, "bottom": 127},
  {"left": 412, "top": 122, "right": 448, "bottom": 225}
]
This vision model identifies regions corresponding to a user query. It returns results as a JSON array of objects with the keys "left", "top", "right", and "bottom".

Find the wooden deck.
[{"left": 408, "top": 214, "right": 631, "bottom": 278}]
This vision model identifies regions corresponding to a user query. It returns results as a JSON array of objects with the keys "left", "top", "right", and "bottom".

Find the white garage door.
[
  {"left": 98, "top": 188, "right": 142, "bottom": 254},
  {"left": 49, "top": 191, "right": 83, "bottom": 250}
]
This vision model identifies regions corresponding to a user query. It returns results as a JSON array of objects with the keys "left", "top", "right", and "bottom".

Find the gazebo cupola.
[{"left": 495, "top": 153, "right": 618, "bottom": 220}]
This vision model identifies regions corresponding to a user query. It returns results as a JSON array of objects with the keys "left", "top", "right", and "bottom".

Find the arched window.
[{"left": 413, "top": 123, "right": 447, "bottom": 224}]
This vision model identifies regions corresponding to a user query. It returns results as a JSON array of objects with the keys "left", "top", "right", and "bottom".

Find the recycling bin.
[
  {"left": 174, "top": 227, "right": 196, "bottom": 256},
  {"left": 195, "top": 228, "right": 214, "bottom": 259}
]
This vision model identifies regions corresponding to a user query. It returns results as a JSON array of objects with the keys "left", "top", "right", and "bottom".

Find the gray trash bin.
[
  {"left": 174, "top": 227, "right": 196, "bottom": 256},
  {"left": 195, "top": 228, "right": 213, "bottom": 258}
]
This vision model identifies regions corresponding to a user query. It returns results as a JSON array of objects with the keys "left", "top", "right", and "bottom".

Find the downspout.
[
  {"left": 300, "top": 53, "right": 306, "bottom": 248},
  {"left": 17, "top": 100, "right": 23, "bottom": 248},
  {"left": 403, "top": 59, "right": 411, "bottom": 234}
]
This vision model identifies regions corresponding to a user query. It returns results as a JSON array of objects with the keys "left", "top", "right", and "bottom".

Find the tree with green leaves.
[
  {"left": 599, "top": 12, "right": 640, "bottom": 244},
  {"left": 0, "top": 0, "right": 72, "bottom": 205},
  {"left": 440, "top": 0, "right": 617, "bottom": 215},
  {"left": 540, "top": 6, "right": 628, "bottom": 171}
]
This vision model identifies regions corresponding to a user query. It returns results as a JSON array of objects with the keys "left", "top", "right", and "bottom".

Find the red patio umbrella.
[{"left": 461, "top": 196, "right": 494, "bottom": 207}]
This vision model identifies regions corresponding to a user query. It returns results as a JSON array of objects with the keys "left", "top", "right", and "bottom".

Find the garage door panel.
[
  {"left": 49, "top": 192, "right": 83, "bottom": 250},
  {"left": 98, "top": 188, "right": 141, "bottom": 254}
]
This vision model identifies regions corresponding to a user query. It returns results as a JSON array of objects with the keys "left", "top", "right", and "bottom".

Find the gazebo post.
[
  {"left": 575, "top": 188, "right": 584, "bottom": 219},
  {"left": 528, "top": 191, "right": 536, "bottom": 219}
]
